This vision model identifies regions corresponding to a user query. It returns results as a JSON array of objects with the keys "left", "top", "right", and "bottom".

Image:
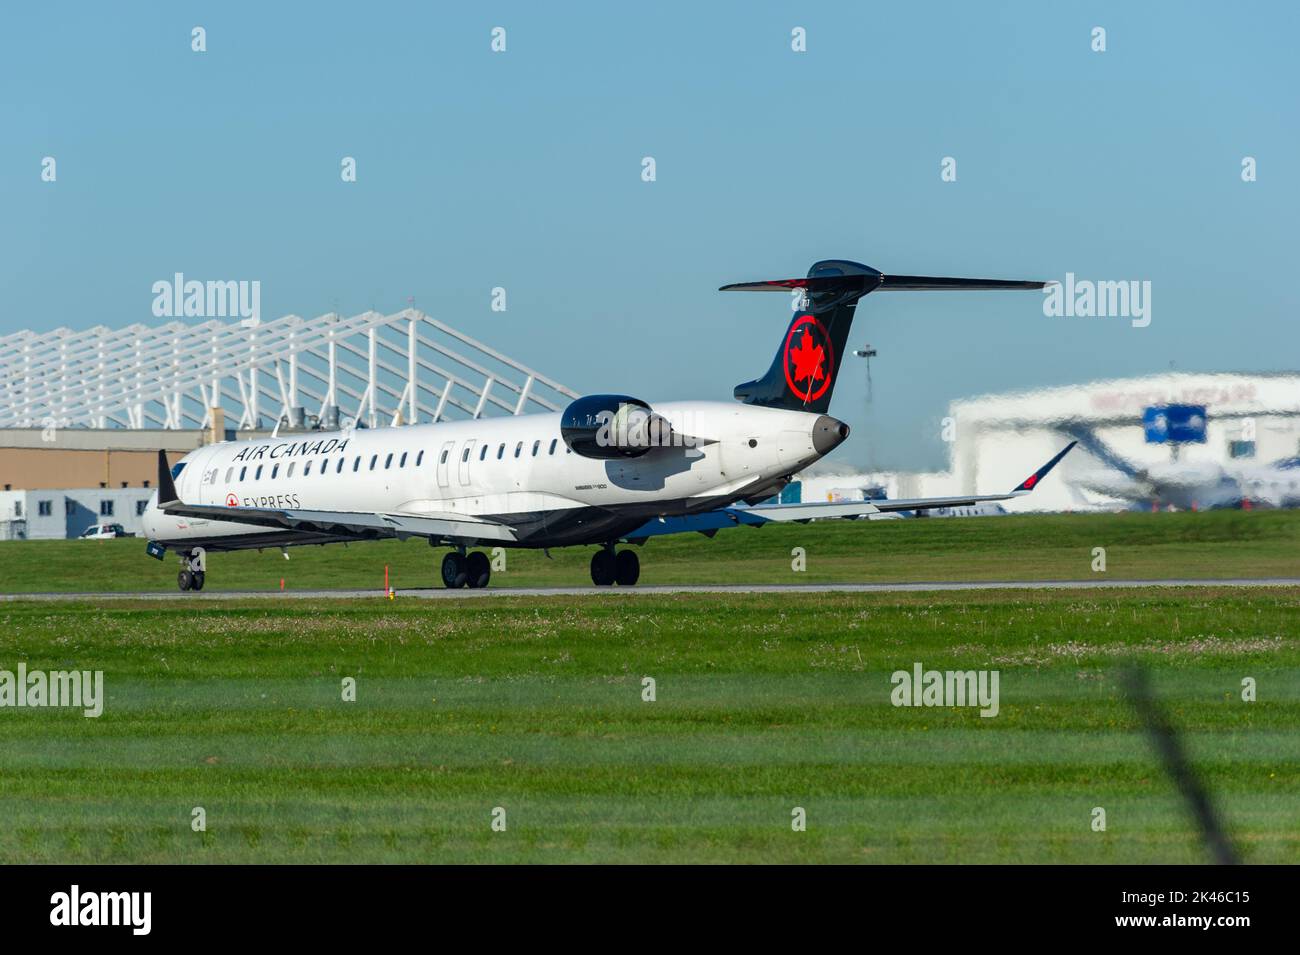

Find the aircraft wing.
[
  {"left": 153, "top": 452, "right": 518, "bottom": 545},
  {"left": 625, "top": 442, "right": 1076, "bottom": 539}
]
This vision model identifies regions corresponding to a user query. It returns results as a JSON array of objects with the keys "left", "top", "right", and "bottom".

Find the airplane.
[
  {"left": 141, "top": 258, "right": 1077, "bottom": 591},
  {"left": 1061, "top": 423, "right": 1300, "bottom": 511}
]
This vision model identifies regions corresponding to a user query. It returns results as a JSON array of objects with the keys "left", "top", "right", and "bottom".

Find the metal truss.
[{"left": 0, "top": 311, "right": 580, "bottom": 432}]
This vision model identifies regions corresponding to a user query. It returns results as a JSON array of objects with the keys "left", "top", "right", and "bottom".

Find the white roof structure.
[
  {"left": 0, "top": 311, "right": 580, "bottom": 432},
  {"left": 951, "top": 371, "right": 1300, "bottom": 430}
]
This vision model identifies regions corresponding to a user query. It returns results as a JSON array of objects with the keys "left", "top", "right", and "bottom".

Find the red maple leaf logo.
[{"left": 789, "top": 330, "right": 825, "bottom": 385}]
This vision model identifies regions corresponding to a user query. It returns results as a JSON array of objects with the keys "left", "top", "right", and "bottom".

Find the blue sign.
[{"left": 1143, "top": 404, "right": 1207, "bottom": 444}]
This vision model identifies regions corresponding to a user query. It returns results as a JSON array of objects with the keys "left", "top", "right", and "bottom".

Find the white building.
[
  {"left": 0, "top": 487, "right": 158, "bottom": 540},
  {"left": 800, "top": 372, "right": 1300, "bottom": 512}
]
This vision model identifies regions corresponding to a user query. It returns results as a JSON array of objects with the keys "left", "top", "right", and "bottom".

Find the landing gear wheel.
[
  {"left": 191, "top": 570, "right": 206, "bottom": 591},
  {"left": 590, "top": 549, "right": 616, "bottom": 586},
  {"left": 615, "top": 549, "right": 640, "bottom": 586},
  {"left": 178, "top": 569, "right": 193, "bottom": 591},
  {"left": 441, "top": 552, "right": 468, "bottom": 589},
  {"left": 466, "top": 551, "right": 491, "bottom": 589}
]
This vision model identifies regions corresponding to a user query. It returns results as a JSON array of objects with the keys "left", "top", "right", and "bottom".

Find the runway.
[{"left": 5, "top": 578, "right": 1300, "bottom": 601}]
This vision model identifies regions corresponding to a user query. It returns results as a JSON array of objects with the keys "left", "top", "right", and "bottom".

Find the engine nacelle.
[{"left": 561, "top": 394, "right": 671, "bottom": 459}]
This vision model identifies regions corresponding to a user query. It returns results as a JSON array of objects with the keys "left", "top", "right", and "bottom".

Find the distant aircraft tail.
[{"left": 726, "top": 259, "right": 1047, "bottom": 414}]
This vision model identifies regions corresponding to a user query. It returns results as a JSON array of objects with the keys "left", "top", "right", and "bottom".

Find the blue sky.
[{"left": 2, "top": 1, "right": 1296, "bottom": 469}]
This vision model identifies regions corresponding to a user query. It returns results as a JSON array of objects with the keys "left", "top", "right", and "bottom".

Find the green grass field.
[
  {"left": 0, "top": 510, "right": 1296, "bottom": 863},
  {"left": 1, "top": 509, "right": 1298, "bottom": 592},
  {"left": 0, "top": 587, "right": 1297, "bottom": 863}
]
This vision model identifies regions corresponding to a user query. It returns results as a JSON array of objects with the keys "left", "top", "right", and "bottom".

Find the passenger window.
[
  {"left": 385, "top": 453, "right": 393, "bottom": 469},
  {"left": 271, "top": 464, "right": 279, "bottom": 479},
  {"left": 514, "top": 442, "right": 522, "bottom": 458},
  {"left": 240, "top": 466, "right": 247, "bottom": 481},
  {"left": 256, "top": 465, "right": 263, "bottom": 479},
  {"left": 440, "top": 450, "right": 448, "bottom": 464},
  {"left": 304, "top": 461, "right": 312, "bottom": 476},
  {"left": 532, "top": 440, "right": 540, "bottom": 456},
  {"left": 353, "top": 457, "right": 360, "bottom": 472},
  {"left": 479, "top": 445, "right": 487, "bottom": 461},
  {"left": 286, "top": 463, "right": 295, "bottom": 478},
  {"left": 462, "top": 447, "right": 470, "bottom": 463},
  {"left": 549, "top": 439, "right": 557, "bottom": 455},
  {"left": 370, "top": 455, "right": 378, "bottom": 470},
  {"left": 416, "top": 450, "right": 424, "bottom": 466},
  {"left": 400, "top": 452, "right": 407, "bottom": 468},
  {"left": 497, "top": 444, "right": 504, "bottom": 460},
  {"left": 225, "top": 467, "right": 234, "bottom": 482},
  {"left": 336, "top": 458, "right": 344, "bottom": 473}
]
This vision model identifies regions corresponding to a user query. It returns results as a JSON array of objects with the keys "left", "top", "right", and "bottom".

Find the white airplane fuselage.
[{"left": 142, "top": 400, "right": 846, "bottom": 551}]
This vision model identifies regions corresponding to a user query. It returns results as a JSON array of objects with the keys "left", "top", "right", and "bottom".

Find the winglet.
[
  {"left": 156, "top": 450, "right": 180, "bottom": 507},
  {"left": 1011, "top": 441, "right": 1077, "bottom": 493}
]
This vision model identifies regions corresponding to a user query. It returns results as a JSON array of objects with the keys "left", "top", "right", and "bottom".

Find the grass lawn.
[
  {"left": 0, "top": 509, "right": 1297, "bottom": 593},
  {"left": 0, "top": 587, "right": 1296, "bottom": 863}
]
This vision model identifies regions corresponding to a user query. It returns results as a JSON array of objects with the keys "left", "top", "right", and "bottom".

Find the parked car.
[{"left": 79, "top": 523, "right": 129, "bottom": 539}]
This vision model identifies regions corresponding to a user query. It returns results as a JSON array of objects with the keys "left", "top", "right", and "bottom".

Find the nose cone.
[{"left": 812, "top": 415, "right": 850, "bottom": 455}]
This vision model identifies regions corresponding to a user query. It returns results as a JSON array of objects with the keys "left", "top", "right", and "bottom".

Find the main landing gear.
[
  {"left": 441, "top": 549, "right": 491, "bottom": 589},
  {"left": 590, "top": 544, "right": 639, "bottom": 587},
  {"left": 177, "top": 547, "right": 206, "bottom": 592}
]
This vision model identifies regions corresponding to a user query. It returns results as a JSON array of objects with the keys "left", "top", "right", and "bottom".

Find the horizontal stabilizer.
[
  {"left": 878, "top": 275, "right": 1048, "bottom": 291},
  {"left": 720, "top": 273, "right": 879, "bottom": 293},
  {"left": 721, "top": 272, "right": 1047, "bottom": 293}
]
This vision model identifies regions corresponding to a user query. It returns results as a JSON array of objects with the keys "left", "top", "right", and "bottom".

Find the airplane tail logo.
[
  {"left": 783, "top": 314, "right": 834, "bottom": 404},
  {"left": 724, "top": 259, "right": 1048, "bottom": 415}
]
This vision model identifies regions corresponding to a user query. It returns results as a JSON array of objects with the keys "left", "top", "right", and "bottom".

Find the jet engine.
[{"left": 560, "top": 394, "right": 675, "bottom": 459}]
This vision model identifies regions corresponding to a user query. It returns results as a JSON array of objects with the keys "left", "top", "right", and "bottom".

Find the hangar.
[{"left": 800, "top": 371, "right": 1300, "bottom": 512}]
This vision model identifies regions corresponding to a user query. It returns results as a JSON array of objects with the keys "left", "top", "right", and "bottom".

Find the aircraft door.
[
  {"left": 436, "top": 440, "right": 455, "bottom": 489},
  {"left": 458, "top": 440, "right": 476, "bottom": 486}
]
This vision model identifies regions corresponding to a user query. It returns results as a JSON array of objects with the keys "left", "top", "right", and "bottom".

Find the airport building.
[
  {"left": 801, "top": 371, "right": 1300, "bottom": 512},
  {"left": 0, "top": 309, "right": 578, "bottom": 539}
]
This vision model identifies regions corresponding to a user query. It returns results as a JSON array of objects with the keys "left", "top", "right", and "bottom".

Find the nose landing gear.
[
  {"left": 177, "top": 548, "right": 206, "bottom": 591},
  {"left": 440, "top": 549, "right": 492, "bottom": 589}
]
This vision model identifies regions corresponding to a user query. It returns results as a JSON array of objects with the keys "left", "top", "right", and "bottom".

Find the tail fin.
[
  {"left": 156, "top": 449, "right": 180, "bottom": 507},
  {"left": 726, "top": 259, "right": 1048, "bottom": 414}
]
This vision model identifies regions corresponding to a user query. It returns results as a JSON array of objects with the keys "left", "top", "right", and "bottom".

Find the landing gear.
[
  {"left": 590, "top": 546, "right": 640, "bottom": 586},
  {"left": 441, "top": 550, "right": 492, "bottom": 589},
  {"left": 466, "top": 551, "right": 491, "bottom": 589},
  {"left": 441, "top": 551, "right": 468, "bottom": 589},
  {"left": 615, "top": 549, "right": 640, "bottom": 586},
  {"left": 177, "top": 548, "right": 206, "bottom": 592},
  {"left": 590, "top": 549, "right": 615, "bottom": 586}
]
